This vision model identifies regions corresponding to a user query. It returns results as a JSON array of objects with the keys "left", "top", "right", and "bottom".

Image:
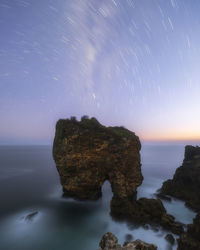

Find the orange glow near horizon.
[{"left": 139, "top": 130, "right": 200, "bottom": 142}]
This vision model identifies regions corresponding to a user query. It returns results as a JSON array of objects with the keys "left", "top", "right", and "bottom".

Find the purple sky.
[{"left": 0, "top": 0, "right": 200, "bottom": 144}]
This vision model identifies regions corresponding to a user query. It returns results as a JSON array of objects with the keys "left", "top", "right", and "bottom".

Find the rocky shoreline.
[{"left": 158, "top": 145, "right": 200, "bottom": 249}]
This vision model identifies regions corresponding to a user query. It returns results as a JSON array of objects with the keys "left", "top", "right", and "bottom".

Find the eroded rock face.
[
  {"left": 159, "top": 145, "right": 200, "bottom": 211},
  {"left": 98, "top": 232, "right": 157, "bottom": 250},
  {"left": 53, "top": 116, "right": 183, "bottom": 235},
  {"left": 53, "top": 116, "right": 143, "bottom": 200},
  {"left": 178, "top": 212, "right": 200, "bottom": 250}
]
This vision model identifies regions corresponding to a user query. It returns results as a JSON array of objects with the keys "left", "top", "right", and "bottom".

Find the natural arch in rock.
[
  {"left": 52, "top": 117, "right": 184, "bottom": 235},
  {"left": 53, "top": 116, "right": 143, "bottom": 201}
]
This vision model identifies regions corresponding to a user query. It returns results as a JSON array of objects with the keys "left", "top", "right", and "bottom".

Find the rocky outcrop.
[
  {"left": 98, "top": 232, "right": 157, "bottom": 250},
  {"left": 178, "top": 212, "right": 200, "bottom": 250},
  {"left": 159, "top": 145, "right": 200, "bottom": 211},
  {"left": 53, "top": 116, "right": 142, "bottom": 200},
  {"left": 111, "top": 197, "right": 183, "bottom": 235},
  {"left": 53, "top": 116, "right": 184, "bottom": 235}
]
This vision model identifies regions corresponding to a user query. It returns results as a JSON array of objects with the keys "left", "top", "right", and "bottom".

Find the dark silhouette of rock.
[
  {"left": 178, "top": 212, "right": 200, "bottom": 250},
  {"left": 25, "top": 211, "right": 38, "bottom": 221},
  {"left": 159, "top": 145, "right": 200, "bottom": 211},
  {"left": 143, "top": 224, "right": 150, "bottom": 230},
  {"left": 53, "top": 116, "right": 143, "bottom": 201},
  {"left": 165, "top": 234, "right": 175, "bottom": 245},
  {"left": 98, "top": 232, "right": 157, "bottom": 250},
  {"left": 125, "top": 234, "right": 134, "bottom": 242},
  {"left": 111, "top": 197, "right": 183, "bottom": 235}
]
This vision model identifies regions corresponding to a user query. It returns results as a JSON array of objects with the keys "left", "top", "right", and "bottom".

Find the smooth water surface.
[{"left": 0, "top": 144, "right": 196, "bottom": 250}]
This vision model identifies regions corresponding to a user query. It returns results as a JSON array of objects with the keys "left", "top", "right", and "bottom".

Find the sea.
[{"left": 0, "top": 143, "right": 197, "bottom": 250}]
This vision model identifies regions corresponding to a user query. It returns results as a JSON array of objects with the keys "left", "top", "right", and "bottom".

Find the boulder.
[
  {"left": 159, "top": 145, "right": 200, "bottom": 211},
  {"left": 98, "top": 232, "right": 157, "bottom": 250}
]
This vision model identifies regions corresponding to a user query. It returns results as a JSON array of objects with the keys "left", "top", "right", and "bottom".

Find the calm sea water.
[{"left": 0, "top": 144, "right": 196, "bottom": 250}]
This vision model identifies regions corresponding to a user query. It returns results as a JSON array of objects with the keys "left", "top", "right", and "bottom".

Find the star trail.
[{"left": 0, "top": 0, "right": 200, "bottom": 144}]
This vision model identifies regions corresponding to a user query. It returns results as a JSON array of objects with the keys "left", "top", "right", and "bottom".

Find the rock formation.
[
  {"left": 159, "top": 145, "right": 200, "bottom": 211},
  {"left": 53, "top": 116, "right": 183, "bottom": 235},
  {"left": 178, "top": 212, "right": 200, "bottom": 250},
  {"left": 98, "top": 232, "right": 157, "bottom": 250},
  {"left": 53, "top": 116, "right": 143, "bottom": 200},
  {"left": 111, "top": 197, "right": 183, "bottom": 235}
]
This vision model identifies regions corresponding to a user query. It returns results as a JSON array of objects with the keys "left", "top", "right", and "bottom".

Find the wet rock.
[
  {"left": 99, "top": 232, "right": 120, "bottom": 249},
  {"left": 111, "top": 197, "right": 183, "bottom": 235},
  {"left": 165, "top": 234, "right": 175, "bottom": 245},
  {"left": 151, "top": 225, "right": 159, "bottom": 232},
  {"left": 123, "top": 240, "right": 157, "bottom": 250},
  {"left": 25, "top": 211, "right": 38, "bottom": 221},
  {"left": 125, "top": 234, "right": 134, "bottom": 242},
  {"left": 159, "top": 145, "right": 200, "bottom": 211},
  {"left": 178, "top": 212, "right": 200, "bottom": 250},
  {"left": 143, "top": 224, "right": 150, "bottom": 230},
  {"left": 98, "top": 232, "right": 157, "bottom": 250},
  {"left": 53, "top": 116, "right": 142, "bottom": 200}
]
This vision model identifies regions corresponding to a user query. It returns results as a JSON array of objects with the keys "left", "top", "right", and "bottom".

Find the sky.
[{"left": 0, "top": 0, "right": 200, "bottom": 144}]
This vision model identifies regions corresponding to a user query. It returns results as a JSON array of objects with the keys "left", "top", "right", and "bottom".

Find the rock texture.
[
  {"left": 159, "top": 145, "right": 200, "bottom": 211},
  {"left": 53, "top": 116, "right": 142, "bottom": 200},
  {"left": 178, "top": 212, "right": 200, "bottom": 250},
  {"left": 53, "top": 116, "right": 184, "bottom": 235},
  {"left": 111, "top": 197, "right": 183, "bottom": 235},
  {"left": 98, "top": 232, "right": 157, "bottom": 250}
]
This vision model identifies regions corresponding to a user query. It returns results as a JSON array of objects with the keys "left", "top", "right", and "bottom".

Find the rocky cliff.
[
  {"left": 53, "top": 116, "right": 143, "bottom": 200},
  {"left": 159, "top": 145, "right": 200, "bottom": 211}
]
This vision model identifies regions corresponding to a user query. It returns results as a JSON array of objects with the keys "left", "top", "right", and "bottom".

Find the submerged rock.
[
  {"left": 53, "top": 116, "right": 142, "bottom": 200},
  {"left": 178, "top": 212, "right": 200, "bottom": 250},
  {"left": 25, "top": 211, "right": 38, "bottom": 221},
  {"left": 159, "top": 145, "right": 200, "bottom": 211},
  {"left": 99, "top": 232, "right": 157, "bottom": 250}
]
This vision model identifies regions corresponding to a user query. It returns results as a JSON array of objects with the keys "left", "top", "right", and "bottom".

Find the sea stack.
[
  {"left": 53, "top": 116, "right": 143, "bottom": 201},
  {"left": 159, "top": 145, "right": 200, "bottom": 211}
]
